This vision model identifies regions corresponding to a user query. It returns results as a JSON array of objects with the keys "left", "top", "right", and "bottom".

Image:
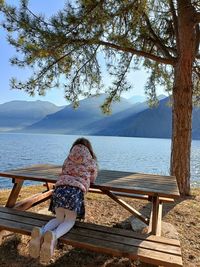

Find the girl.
[{"left": 29, "top": 137, "right": 98, "bottom": 263}]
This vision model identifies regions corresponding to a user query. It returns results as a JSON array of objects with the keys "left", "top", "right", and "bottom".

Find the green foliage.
[{"left": 0, "top": 0, "right": 199, "bottom": 111}]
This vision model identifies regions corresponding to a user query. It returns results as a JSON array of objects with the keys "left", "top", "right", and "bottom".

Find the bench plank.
[
  {"left": 0, "top": 207, "right": 182, "bottom": 267},
  {"left": 0, "top": 206, "right": 180, "bottom": 246},
  {"left": 61, "top": 233, "right": 182, "bottom": 267},
  {"left": 0, "top": 210, "right": 181, "bottom": 256}
]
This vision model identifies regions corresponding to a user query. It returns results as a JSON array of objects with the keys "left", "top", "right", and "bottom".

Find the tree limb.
[
  {"left": 143, "top": 13, "right": 173, "bottom": 59},
  {"left": 168, "top": 0, "right": 179, "bottom": 52},
  {"left": 195, "top": 24, "right": 200, "bottom": 56},
  {"left": 65, "top": 38, "right": 176, "bottom": 66},
  {"left": 97, "top": 40, "right": 176, "bottom": 66}
]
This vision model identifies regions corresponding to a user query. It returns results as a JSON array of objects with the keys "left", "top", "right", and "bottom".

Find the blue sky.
[{"left": 1, "top": 0, "right": 165, "bottom": 106}]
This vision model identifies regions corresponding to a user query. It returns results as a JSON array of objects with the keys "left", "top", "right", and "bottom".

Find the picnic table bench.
[{"left": 0, "top": 164, "right": 183, "bottom": 267}]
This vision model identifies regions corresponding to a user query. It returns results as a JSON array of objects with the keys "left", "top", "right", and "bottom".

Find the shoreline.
[{"left": 1, "top": 182, "right": 200, "bottom": 191}]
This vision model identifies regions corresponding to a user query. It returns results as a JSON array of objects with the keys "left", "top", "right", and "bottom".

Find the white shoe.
[
  {"left": 40, "top": 230, "right": 57, "bottom": 263},
  {"left": 29, "top": 227, "right": 43, "bottom": 258}
]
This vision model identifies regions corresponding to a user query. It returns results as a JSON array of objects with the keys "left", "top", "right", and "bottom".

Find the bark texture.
[{"left": 170, "top": 0, "right": 196, "bottom": 195}]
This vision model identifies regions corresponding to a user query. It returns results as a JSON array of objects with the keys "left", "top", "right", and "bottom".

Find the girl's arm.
[{"left": 90, "top": 161, "right": 98, "bottom": 184}]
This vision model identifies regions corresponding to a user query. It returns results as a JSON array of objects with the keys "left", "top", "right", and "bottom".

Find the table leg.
[
  {"left": 5, "top": 178, "right": 24, "bottom": 208},
  {"left": 102, "top": 189, "right": 149, "bottom": 225},
  {"left": 149, "top": 196, "right": 163, "bottom": 236}
]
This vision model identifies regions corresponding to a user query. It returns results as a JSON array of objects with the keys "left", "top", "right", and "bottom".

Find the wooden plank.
[
  {"left": 0, "top": 208, "right": 52, "bottom": 224},
  {"left": 0, "top": 210, "right": 182, "bottom": 267},
  {"left": 5, "top": 180, "right": 24, "bottom": 208},
  {"left": 148, "top": 201, "right": 163, "bottom": 236},
  {"left": 151, "top": 197, "right": 160, "bottom": 235},
  {"left": 88, "top": 188, "right": 174, "bottom": 202},
  {"left": 92, "top": 184, "right": 179, "bottom": 199},
  {"left": 13, "top": 189, "right": 53, "bottom": 211},
  {"left": 60, "top": 233, "right": 183, "bottom": 267},
  {"left": 0, "top": 207, "right": 180, "bottom": 246},
  {"left": 75, "top": 221, "right": 181, "bottom": 247},
  {"left": 0, "top": 208, "right": 173, "bottom": 249},
  {"left": 70, "top": 227, "right": 181, "bottom": 256},
  {"left": 0, "top": 209, "right": 180, "bottom": 256},
  {"left": 45, "top": 182, "right": 54, "bottom": 190},
  {"left": 0, "top": 164, "right": 180, "bottom": 198},
  {"left": 102, "top": 189, "right": 149, "bottom": 225},
  {"left": 0, "top": 217, "right": 182, "bottom": 266},
  {"left": 0, "top": 213, "right": 45, "bottom": 229},
  {"left": 0, "top": 217, "right": 39, "bottom": 235},
  {"left": 155, "top": 202, "right": 163, "bottom": 236}
]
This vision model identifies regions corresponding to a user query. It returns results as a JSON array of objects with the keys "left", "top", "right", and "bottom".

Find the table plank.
[{"left": 0, "top": 164, "right": 180, "bottom": 198}]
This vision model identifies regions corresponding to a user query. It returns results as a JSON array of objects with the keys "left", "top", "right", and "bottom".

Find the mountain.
[
  {"left": 128, "top": 94, "right": 166, "bottom": 104},
  {"left": 23, "top": 94, "right": 133, "bottom": 134},
  {"left": 0, "top": 100, "right": 62, "bottom": 132},
  {"left": 95, "top": 97, "right": 200, "bottom": 139},
  {"left": 128, "top": 95, "right": 146, "bottom": 104},
  {"left": 79, "top": 100, "right": 149, "bottom": 135},
  {"left": 95, "top": 97, "right": 172, "bottom": 137},
  {"left": 83, "top": 95, "right": 169, "bottom": 136}
]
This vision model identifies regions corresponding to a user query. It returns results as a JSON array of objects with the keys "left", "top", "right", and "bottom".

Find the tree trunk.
[
  {"left": 170, "top": 0, "right": 196, "bottom": 196},
  {"left": 171, "top": 74, "right": 192, "bottom": 196}
]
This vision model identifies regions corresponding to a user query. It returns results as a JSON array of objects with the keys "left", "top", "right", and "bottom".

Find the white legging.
[{"left": 43, "top": 207, "right": 77, "bottom": 239}]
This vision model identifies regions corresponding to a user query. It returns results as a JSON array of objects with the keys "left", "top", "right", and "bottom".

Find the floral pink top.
[{"left": 55, "top": 144, "right": 98, "bottom": 193}]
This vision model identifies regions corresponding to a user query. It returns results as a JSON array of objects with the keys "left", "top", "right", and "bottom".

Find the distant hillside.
[
  {"left": 128, "top": 95, "right": 146, "bottom": 104},
  {"left": 79, "top": 100, "right": 149, "bottom": 135},
  {"left": 23, "top": 94, "right": 133, "bottom": 134},
  {"left": 95, "top": 97, "right": 200, "bottom": 139},
  {"left": 128, "top": 94, "right": 166, "bottom": 104},
  {"left": 94, "top": 97, "right": 171, "bottom": 137},
  {"left": 0, "top": 100, "right": 62, "bottom": 131}
]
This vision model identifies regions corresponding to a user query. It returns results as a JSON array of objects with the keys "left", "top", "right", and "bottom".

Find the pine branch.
[
  {"left": 71, "top": 45, "right": 100, "bottom": 87},
  {"left": 25, "top": 5, "right": 54, "bottom": 27},
  {"left": 26, "top": 49, "right": 75, "bottom": 86},
  {"left": 143, "top": 13, "right": 173, "bottom": 59},
  {"left": 60, "top": 37, "right": 176, "bottom": 65}
]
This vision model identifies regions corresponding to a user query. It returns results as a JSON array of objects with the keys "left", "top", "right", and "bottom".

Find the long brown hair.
[{"left": 70, "top": 137, "right": 97, "bottom": 161}]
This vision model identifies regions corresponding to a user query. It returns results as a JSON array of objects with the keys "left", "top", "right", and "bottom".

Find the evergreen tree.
[{"left": 1, "top": 0, "right": 200, "bottom": 195}]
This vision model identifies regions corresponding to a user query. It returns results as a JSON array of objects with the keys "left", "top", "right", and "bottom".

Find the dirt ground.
[{"left": 0, "top": 186, "right": 199, "bottom": 267}]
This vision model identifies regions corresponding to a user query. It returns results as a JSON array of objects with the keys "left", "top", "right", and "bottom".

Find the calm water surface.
[{"left": 0, "top": 133, "right": 199, "bottom": 188}]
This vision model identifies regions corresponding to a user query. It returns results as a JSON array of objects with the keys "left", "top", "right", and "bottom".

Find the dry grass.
[{"left": 0, "top": 185, "right": 199, "bottom": 267}]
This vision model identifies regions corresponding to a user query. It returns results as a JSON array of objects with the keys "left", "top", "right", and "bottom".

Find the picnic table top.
[{"left": 0, "top": 164, "right": 180, "bottom": 199}]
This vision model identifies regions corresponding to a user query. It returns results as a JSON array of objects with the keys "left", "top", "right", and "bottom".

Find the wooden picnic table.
[
  {"left": 0, "top": 163, "right": 180, "bottom": 236},
  {"left": 0, "top": 164, "right": 183, "bottom": 266}
]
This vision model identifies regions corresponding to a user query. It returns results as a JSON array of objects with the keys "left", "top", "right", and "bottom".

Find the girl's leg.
[
  {"left": 29, "top": 207, "right": 65, "bottom": 259},
  {"left": 40, "top": 209, "right": 77, "bottom": 263},
  {"left": 40, "top": 208, "right": 76, "bottom": 263},
  {"left": 54, "top": 209, "right": 77, "bottom": 239},
  {"left": 42, "top": 207, "right": 65, "bottom": 233}
]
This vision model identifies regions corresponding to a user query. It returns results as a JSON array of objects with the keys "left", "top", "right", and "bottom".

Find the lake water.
[{"left": 0, "top": 133, "right": 199, "bottom": 189}]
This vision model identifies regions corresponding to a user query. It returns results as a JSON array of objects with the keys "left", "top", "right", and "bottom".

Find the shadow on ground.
[{"left": 0, "top": 235, "right": 136, "bottom": 267}]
